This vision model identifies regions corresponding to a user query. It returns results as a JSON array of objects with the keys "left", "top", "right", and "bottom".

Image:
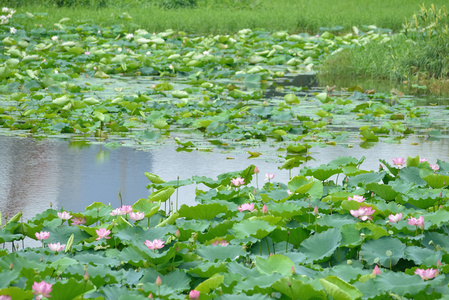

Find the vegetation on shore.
[
  {"left": 3, "top": 0, "right": 449, "bottom": 34},
  {"left": 321, "top": 4, "right": 449, "bottom": 94}
]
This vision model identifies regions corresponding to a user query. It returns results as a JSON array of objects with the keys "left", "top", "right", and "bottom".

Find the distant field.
[{"left": 7, "top": 0, "right": 449, "bottom": 34}]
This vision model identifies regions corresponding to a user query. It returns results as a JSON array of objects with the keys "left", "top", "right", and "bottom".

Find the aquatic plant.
[{"left": 0, "top": 155, "right": 449, "bottom": 298}]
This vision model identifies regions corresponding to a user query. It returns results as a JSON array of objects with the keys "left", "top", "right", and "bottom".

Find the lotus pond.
[{"left": 2, "top": 7, "right": 449, "bottom": 300}]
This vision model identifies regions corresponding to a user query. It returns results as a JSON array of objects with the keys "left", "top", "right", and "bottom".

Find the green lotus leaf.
[
  {"left": 149, "top": 186, "right": 175, "bottom": 202},
  {"left": 178, "top": 203, "right": 228, "bottom": 220},
  {"left": 321, "top": 265, "right": 370, "bottom": 283},
  {"left": 288, "top": 176, "right": 323, "bottom": 199},
  {"left": 421, "top": 231, "right": 449, "bottom": 250},
  {"left": 272, "top": 277, "right": 326, "bottom": 300},
  {"left": 298, "top": 228, "right": 342, "bottom": 263},
  {"left": 284, "top": 93, "right": 300, "bottom": 104},
  {"left": 270, "top": 227, "right": 310, "bottom": 248},
  {"left": 373, "top": 271, "right": 444, "bottom": 296},
  {"left": 255, "top": 254, "right": 294, "bottom": 276},
  {"left": 405, "top": 246, "right": 442, "bottom": 265},
  {"left": 423, "top": 174, "right": 449, "bottom": 188},
  {"left": 398, "top": 167, "right": 426, "bottom": 186},
  {"left": 320, "top": 276, "right": 362, "bottom": 300},
  {"left": 360, "top": 236, "right": 406, "bottom": 267},
  {"left": 396, "top": 188, "right": 442, "bottom": 209},
  {"left": 188, "top": 262, "right": 227, "bottom": 278},
  {"left": 197, "top": 244, "right": 245, "bottom": 262},
  {"left": 132, "top": 199, "right": 160, "bottom": 217},
  {"left": 0, "top": 287, "right": 33, "bottom": 300},
  {"left": 365, "top": 182, "right": 398, "bottom": 200},
  {"left": 340, "top": 223, "right": 362, "bottom": 248},
  {"left": 360, "top": 129, "right": 378, "bottom": 141},
  {"left": 52, "top": 95, "right": 70, "bottom": 106},
  {"left": 172, "top": 90, "right": 189, "bottom": 98},
  {"left": 145, "top": 172, "right": 166, "bottom": 184},
  {"left": 301, "top": 165, "right": 342, "bottom": 181},
  {"left": 50, "top": 257, "right": 79, "bottom": 273},
  {"left": 267, "top": 202, "right": 306, "bottom": 219},
  {"left": 232, "top": 219, "right": 276, "bottom": 240}
]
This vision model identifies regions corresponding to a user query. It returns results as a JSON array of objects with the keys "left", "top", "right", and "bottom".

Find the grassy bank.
[
  {"left": 7, "top": 0, "right": 449, "bottom": 34},
  {"left": 320, "top": 4, "right": 449, "bottom": 94}
]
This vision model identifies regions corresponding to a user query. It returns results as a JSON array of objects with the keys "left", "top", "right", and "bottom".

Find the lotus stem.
[
  {"left": 265, "top": 238, "right": 270, "bottom": 255},
  {"left": 176, "top": 176, "right": 179, "bottom": 212}
]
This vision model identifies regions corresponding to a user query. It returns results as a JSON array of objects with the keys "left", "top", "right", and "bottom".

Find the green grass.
[
  {"left": 7, "top": 0, "right": 449, "bottom": 34},
  {"left": 320, "top": 4, "right": 449, "bottom": 94}
]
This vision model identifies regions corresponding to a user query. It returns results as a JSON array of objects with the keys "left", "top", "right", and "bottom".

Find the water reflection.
[{"left": 1, "top": 135, "right": 449, "bottom": 222}]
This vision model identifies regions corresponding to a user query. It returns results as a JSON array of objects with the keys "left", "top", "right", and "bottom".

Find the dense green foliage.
[
  {"left": 2, "top": 156, "right": 449, "bottom": 299},
  {"left": 3, "top": 0, "right": 449, "bottom": 34},
  {"left": 321, "top": 4, "right": 449, "bottom": 93}
]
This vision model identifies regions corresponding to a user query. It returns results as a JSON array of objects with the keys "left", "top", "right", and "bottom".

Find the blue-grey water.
[{"left": 1, "top": 134, "right": 449, "bottom": 223}]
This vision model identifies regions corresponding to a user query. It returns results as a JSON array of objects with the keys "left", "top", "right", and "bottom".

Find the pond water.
[{"left": 1, "top": 133, "right": 448, "bottom": 222}]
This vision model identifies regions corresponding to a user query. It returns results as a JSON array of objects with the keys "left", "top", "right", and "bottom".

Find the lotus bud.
[
  {"left": 40, "top": 257, "right": 43, "bottom": 262},
  {"left": 262, "top": 204, "right": 268, "bottom": 214},
  {"left": 440, "top": 192, "right": 443, "bottom": 198},
  {"left": 254, "top": 189, "right": 257, "bottom": 195},
  {"left": 50, "top": 202, "right": 53, "bottom": 208},
  {"left": 372, "top": 265, "right": 382, "bottom": 276},
  {"left": 148, "top": 293, "right": 153, "bottom": 299},
  {"left": 84, "top": 272, "right": 89, "bottom": 281},
  {"left": 156, "top": 276, "right": 162, "bottom": 287},
  {"left": 9, "top": 263, "right": 13, "bottom": 270},
  {"left": 291, "top": 266, "right": 295, "bottom": 275},
  {"left": 189, "top": 290, "right": 200, "bottom": 299},
  {"left": 437, "top": 260, "right": 442, "bottom": 267},
  {"left": 254, "top": 166, "right": 259, "bottom": 174},
  {"left": 371, "top": 192, "right": 374, "bottom": 197},
  {"left": 314, "top": 206, "right": 319, "bottom": 215},
  {"left": 347, "top": 260, "right": 353, "bottom": 265},
  {"left": 269, "top": 253, "right": 273, "bottom": 257},
  {"left": 175, "top": 229, "right": 181, "bottom": 238}
]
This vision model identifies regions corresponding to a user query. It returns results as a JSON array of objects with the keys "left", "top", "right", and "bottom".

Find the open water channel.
[{"left": 1, "top": 132, "right": 448, "bottom": 222}]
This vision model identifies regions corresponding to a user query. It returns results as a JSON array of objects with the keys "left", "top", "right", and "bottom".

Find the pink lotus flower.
[
  {"left": 231, "top": 177, "right": 245, "bottom": 187},
  {"left": 71, "top": 217, "right": 86, "bottom": 226},
  {"left": 120, "top": 205, "right": 133, "bottom": 214},
  {"left": 350, "top": 206, "right": 375, "bottom": 221},
  {"left": 212, "top": 239, "right": 229, "bottom": 246},
  {"left": 264, "top": 173, "right": 275, "bottom": 182},
  {"left": 129, "top": 211, "right": 145, "bottom": 221},
  {"left": 110, "top": 208, "right": 124, "bottom": 216},
  {"left": 35, "top": 231, "right": 50, "bottom": 240},
  {"left": 32, "top": 281, "right": 52, "bottom": 299},
  {"left": 392, "top": 157, "right": 406, "bottom": 167},
  {"left": 415, "top": 268, "right": 438, "bottom": 280},
  {"left": 419, "top": 158, "right": 428, "bottom": 163},
  {"left": 430, "top": 164, "right": 439, "bottom": 171},
  {"left": 372, "top": 265, "right": 382, "bottom": 276},
  {"left": 48, "top": 242, "right": 66, "bottom": 252},
  {"left": 348, "top": 195, "right": 365, "bottom": 203},
  {"left": 408, "top": 216, "right": 424, "bottom": 229},
  {"left": 262, "top": 204, "right": 268, "bottom": 214},
  {"left": 145, "top": 239, "right": 165, "bottom": 250},
  {"left": 57, "top": 211, "right": 72, "bottom": 220},
  {"left": 96, "top": 228, "right": 111, "bottom": 240},
  {"left": 189, "top": 290, "right": 200, "bottom": 299},
  {"left": 238, "top": 203, "right": 255, "bottom": 212},
  {"left": 388, "top": 213, "right": 403, "bottom": 223},
  {"left": 84, "top": 51, "right": 90, "bottom": 55},
  {"left": 287, "top": 189, "right": 292, "bottom": 195},
  {"left": 0, "top": 295, "right": 12, "bottom": 300}
]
